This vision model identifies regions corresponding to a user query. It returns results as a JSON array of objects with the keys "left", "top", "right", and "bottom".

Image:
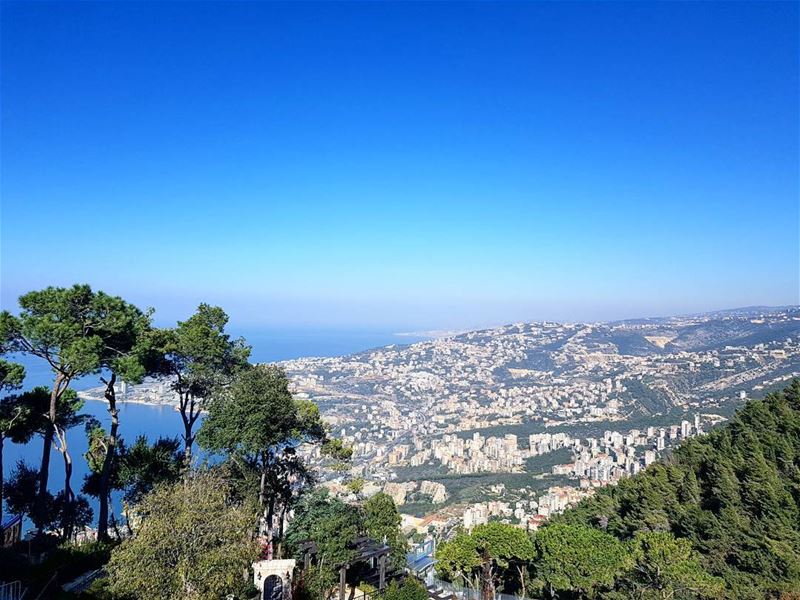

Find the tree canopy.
[
  {"left": 156, "top": 303, "right": 251, "bottom": 461},
  {"left": 106, "top": 470, "right": 259, "bottom": 600},
  {"left": 198, "top": 364, "right": 311, "bottom": 459},
  {"left": 0, "top": 284, "right": 148, "bottom": 537},
  {"left": 550, "top": 379, "right": 800, "bottom": 597},
  {"left": 436, "top": 522, "right": 536, "bottom": 599},
  {"left": 364, "top": 492, "right": 407, "bottom": 567},
  {"left": 532, "top": 523, "right": 630, "bottom": 599},
  {"left": 286, "top": 488, "right": 364, "bottom": 571}
]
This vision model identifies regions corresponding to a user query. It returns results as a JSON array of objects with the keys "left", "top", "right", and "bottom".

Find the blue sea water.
[{"left": 3, "top": 328, "right": 425, "bottom": 530}]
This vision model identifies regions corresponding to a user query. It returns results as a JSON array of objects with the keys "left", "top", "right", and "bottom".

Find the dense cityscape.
[{"left": 84, "top": 307, "right": 800, "bottom": 535}]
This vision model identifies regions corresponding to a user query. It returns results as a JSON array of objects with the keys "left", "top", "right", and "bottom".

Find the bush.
[{"left": 383, "top": 578, "right": 428, "bottom": 600}]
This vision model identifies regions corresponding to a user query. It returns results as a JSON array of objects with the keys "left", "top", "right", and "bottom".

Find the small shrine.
[{"left": 253, "top": 558, "right": 296, "bottom": 600}]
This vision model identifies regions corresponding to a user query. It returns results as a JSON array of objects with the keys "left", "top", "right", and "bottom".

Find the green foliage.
[
  {"left": 471, "top": 521, "right": 536, "bottom": 564},
  {"left": 364, "top": 492, "right": 407, "bottom": 567},
  {"left": 198, "top": 364, "right": 304, "bottom": 458},
  {"left": 83, "top": 419, "right": 109, "bottom": 474},
  {"left": 382, "top": 578, "right": 429, "bottom": 600},
  {"left": 295, "top": 398, "right": 327, "bottom": 441},
  {"left": 297, "top": 564, "right": 338, "bottom": 600},
  {"left": 158, "top": 303, "right": 251, "bottom": 401},
  {"left": 1, "top": 285, "right": 147, "bottom": 538},
  {"left": 4, "top": 386, "right": 89, "bottom": 535},
  {"left": 157, "top": 303, "right": 251, "bottom": 458},
  {"left": 1, "top": 285, "right": 151, "bottom": 382},
  {"left": 0, "top": 392, "right": 37, "bottom": 445},
  {"left": 15, "top": 386, "right": 86, "bottom": 434},
  {"left": 435, "top": 529, "right": 481, "bottom": 587},
  {"left": 84, "top": 292, "right": 157, "bottom": 541},
  {"left": 116, "top": 435, "right": 183, "bottom": 507},
  {"left": 4, "top": 460, "right": 93, "bottom": 534},
  {"left": 0, "top": 311, "right": 24, "bottom": 393},
  {"left": 0, "top": 388, "right": 37, "bottom": 527},
  {"left": 0, "top": 359, "right": 24, "bottom": 392},
  {"left": 198, "top": 363, "right": 339, "bottom": 541},
  {"left": 532, "top": 523, "right": 631, "bottom": 598},
  {"left": 436, "top": 522, "right": 535, "bottom": 598},
  {"left": 346, "top": 476, "right": 365, "bottom": 496},
  {"left": 289, "top": 489, "right": 408, "bottom": 596},
  {"left": 106, "top": 470, "right": 259, "bottom": 600},
  {"left": 4, "top": 541, "right": 115, "bottom": 597},
  {"left": 286, "top": 488, "right": 364, "bottom": 569},
  {"left": 1, "top": 285, "right": 103, "bottom": 376},
  {"left": 211, "top": 456, "right": 262, "bottom": 506},
  {"left": 82, "top": 433, "right": 182, "bottom": 512},
  {"left": 4, "top": 460, "right": 52, "bottom": 529},
  {"left": 623, "top": 531, "right": 725, "bottom": 599},
  {"left": 321, "top": 436, "right": 354, "bottom": 461},
  {"left": 92, "top": 292, "right": 155, "bottom": 384},
  {"left": 77, "top": 577, "right": 115, "bottom": 600},
  {"left": 551, "top": 379, "right": 800, "bottom": 597}
]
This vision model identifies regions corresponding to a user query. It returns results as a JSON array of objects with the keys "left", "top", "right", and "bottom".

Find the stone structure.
[{"left": 252, "top": 559, "right": 296, "bottom": 600}]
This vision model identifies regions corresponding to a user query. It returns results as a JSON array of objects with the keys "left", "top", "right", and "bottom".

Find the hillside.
[
  {"left": 553, "top": 379, "right": 800, "bottom": 597},
  {"left": 277, "top": 308, "right": 799, "bottom": 491}
]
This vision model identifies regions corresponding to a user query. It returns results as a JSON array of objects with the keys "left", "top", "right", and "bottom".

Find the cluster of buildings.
[
  {"left": 404, "top": 484, "right": 596, "bottom": 534},
  {"left": 283, "top": 312, "right": 798, "bottom": 490},
  {"left": 552, "top": 414, "right": 704, "bottom": 483},
  {"left": 430, "top": 433, "right": 525, "bottom": 474},
  {"left": 398, "top": 413, "right": 708, "bottom": 534},
  {"left": 78, "top": 377, "right": 177, "bottom": 405},
  {"left": 90, "top": 309, "right": 800, "bottom": 532}
]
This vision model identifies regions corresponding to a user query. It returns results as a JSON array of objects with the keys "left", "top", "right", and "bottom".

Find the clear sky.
[{"left": 1, "top": 1, "right": 798, "bottom": 331}]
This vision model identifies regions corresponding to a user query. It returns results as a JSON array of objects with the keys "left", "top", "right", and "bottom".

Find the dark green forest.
[
  {"left": 552, "top": 379, "right": 800, "bottom": 598},
  {"left": 435, "top": 380, "right": 800, "bottom": 599}
]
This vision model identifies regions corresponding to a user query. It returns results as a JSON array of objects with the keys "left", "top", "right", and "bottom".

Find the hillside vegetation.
[{"left": 554, "top": 379, "right": 800, "bottom": 597}]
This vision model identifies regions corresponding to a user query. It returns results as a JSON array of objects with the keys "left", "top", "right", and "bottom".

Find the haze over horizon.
[{"left": 2, "top": 1, "right": 798, "bottom": 331}]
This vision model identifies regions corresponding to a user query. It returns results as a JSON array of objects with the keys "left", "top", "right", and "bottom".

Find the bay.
[{"left": 2, "top": 328, "right": 426, "bottom": 531}]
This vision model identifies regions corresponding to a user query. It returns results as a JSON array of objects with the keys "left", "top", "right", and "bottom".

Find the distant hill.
[
  {"left": 610, "top": 305, "right": 800, "bottom": 326},
  {"left": 553, "top": 379, "right": 800, "bottom": 597}
]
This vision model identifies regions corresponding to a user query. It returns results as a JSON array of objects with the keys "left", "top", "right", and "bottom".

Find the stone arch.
[{"left": 252, "top": 558, "right": 296, "bottom": 600}]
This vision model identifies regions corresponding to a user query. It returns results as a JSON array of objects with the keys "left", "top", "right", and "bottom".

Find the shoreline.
[{"left": 77, "top": 392, "right": 181, "bottom": 411}]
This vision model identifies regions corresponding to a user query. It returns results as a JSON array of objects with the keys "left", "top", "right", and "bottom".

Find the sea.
[{"left": 3, "top": 328, "right": 427, "bottom": 529}]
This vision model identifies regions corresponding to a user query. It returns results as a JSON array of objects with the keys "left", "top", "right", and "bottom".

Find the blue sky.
[{"left": 1, "top": 1, "right": 798, "bottom": 330}]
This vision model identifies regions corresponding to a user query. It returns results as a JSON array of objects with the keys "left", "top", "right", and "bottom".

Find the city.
[{"left": 83, "top": 307, "right": 800, "bottom": 535}]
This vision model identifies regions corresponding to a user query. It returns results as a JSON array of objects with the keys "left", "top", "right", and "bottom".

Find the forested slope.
[{"left": 554, "top": 380, "right": 800, "bottom": 597}]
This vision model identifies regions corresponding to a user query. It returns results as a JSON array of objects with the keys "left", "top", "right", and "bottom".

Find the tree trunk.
[
  {"left": 38, "top": 373, "right": 63, "bottom": 496},
  {"left": 109, "top": 507, "right": 121, "bottom": 540},
  {"left": 97, "top": 374, "right": 118, "bottom": 542},
  {"left": 34, "top": 426, "right": 53, "bottom": 532},
  {"left": 259, "top": 458, "right": 267, "bottom": 509},
  {"left": 267, "top": 495, "right": 275, "bottom": 538},
  {"left": 183, "top": 417, "right": 193, "bottom": 463},
  {"left": 36, "top": 372, "right": 68, "bottom": 530},
  {"left": 277, "top": 503, "right": 287, "bottom": 558},
  {"left": 37, "top": 428, "right": 52, "bottom": 496},
  {"left": 480, "top": 555, "right": 494, "bottom": 600},
  {"left": 56, "top": 424, "right": 75, "bottom": 540},
  {"left": 180, "top": 392, "right": 197, "bottom": 465}
]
